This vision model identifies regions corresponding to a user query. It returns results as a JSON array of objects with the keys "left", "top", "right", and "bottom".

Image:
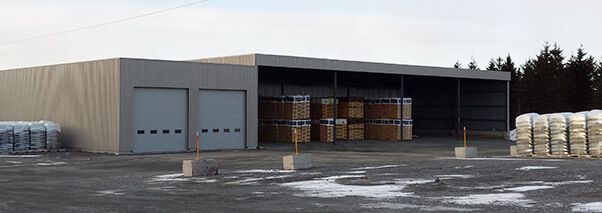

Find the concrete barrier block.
[
  {"left": 282, "top": 154, "right": 312, "bottom": 170},
  {"left": 183, "top": 159, "right": 218, "bottom": 177},
  {"left": 455, "top": 147, "right": 478, "bottom": 158},
  {"left": 510, "top": 145, "right": 517, "bottom": 157}
]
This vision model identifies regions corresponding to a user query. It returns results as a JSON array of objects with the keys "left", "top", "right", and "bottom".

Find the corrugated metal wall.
[
  {"left": 0, "top": 59, "right": 121, "bottom": 152},
  {"left": 119, "top": 59, "right": 258, "bottom": 153}
]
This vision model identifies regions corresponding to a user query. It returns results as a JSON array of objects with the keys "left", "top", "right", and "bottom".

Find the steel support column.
[
  {"left": 333, "top": 71, "right": 338, "bottom": 145},
  {"left": 400, "top": 75, "right": 404, "bottom": 141},
  {"left": 457, "top": 79, "right": 461, "bottom": 140},
  {"left": 506, "top": 81, "right": 510, "bottom": 131}
]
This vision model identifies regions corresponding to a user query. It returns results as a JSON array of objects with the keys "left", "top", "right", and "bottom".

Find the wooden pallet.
[{"left": 2, "top": 149, "right": 68, "bottom": 154}]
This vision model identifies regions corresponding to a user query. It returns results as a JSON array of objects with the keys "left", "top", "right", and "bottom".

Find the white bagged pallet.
[
  {"left": 533, "top": 115, "right": 551, "bottom": 157},
  {"left": 12, "top": 122, "right": 31, "bottom": 151},
  {"left": 29, "top": 123, "right": 46, "bottom": 150},
  {"left": 587, "top": 110, "right": 602, "bottom": 156},
  {"left": 43, "top": 121, "right": 62, "bottom": 150},
  {"left": 0, "top": 123, "right": 14, "bottom": 152},
  {"left": 569, "top": 112, "right": 589, "bottom": 156},
  {"left": 549, "top": 113, "right": 571, "bottom": 156},
  {"left": 516, "top": 113, "right": 539, "bottom": 156}
]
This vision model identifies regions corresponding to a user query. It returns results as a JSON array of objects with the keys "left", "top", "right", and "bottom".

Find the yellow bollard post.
[
  {"left": 294, "top": 130, "right": 298, "bottom": 156},
  {"left": 196, "top": 131, "right": 200, "bottom": 161},
  {"left": 463, "top": 126, "right": 467, "bottom": 147}
]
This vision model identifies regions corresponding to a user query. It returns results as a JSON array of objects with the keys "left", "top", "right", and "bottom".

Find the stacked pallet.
[
  {"left": 338, "top": 97, "right": 364, "bottom": 119},
  {"left": 402, "top": 98, "right": 412, "bottom": 141},
  {"left": 403, "top": 120, "right": 413, "bottom": 141},
  {"left": 347, "top": 119, "right": 365, "bottom": 140},
  {"left": 339, "top": 97, "right": 364, "bottom": 140},
  {"left": 311, "top": 119, "right": 347, "bottom": 143},
  {"left": 310, "top": 98, "right": 337, "bottom": 119},
  {"left": 549, "top": 113, "right": 571, "bottom": 157},
  {"left": 587, "top": 110, "right": 602, "bottom": 157},
  {"left": 258, "top": 95, "right": 311, "bottom": 143},
  {"left": 258, "top": 120, "right": 311, "bottom": 143},
  {"left": 533, "top": 115, "right": 551, "bottom": 157},
  {"left": 569, "top": 112, "right": 589, "bottom": 156},
  {"left": 0, "top": 121, "right": 61, "bottom": 152},
  {"left": 516, "top": 113, "right": 539, "bottom": 157},
  {"left": 365, "top": 119, "right": 401, "bottom": 141},
  {"left": 364, "top": 98, "right": 401, "bottom": 119}
]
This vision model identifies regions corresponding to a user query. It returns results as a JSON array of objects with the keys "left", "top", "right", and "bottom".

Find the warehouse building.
[{"left": 0, "top": 54, "right": 510, "bottom": 154}]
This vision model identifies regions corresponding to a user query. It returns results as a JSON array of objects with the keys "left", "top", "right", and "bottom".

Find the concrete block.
[
  {"left": 282, "top": 154, "right": 312, "bottom": 170},
  {"left": 182, "top": 159, "right": 218, "bottom": 177},
  {"left": 510, "top": 145, "right": 518, "bottom": 157},
  {"left": 455, "top": 147, "right": 478, "bottom": 158}
]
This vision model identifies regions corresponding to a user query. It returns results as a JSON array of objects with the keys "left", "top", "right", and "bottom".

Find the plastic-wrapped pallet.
[
  {"left": 402, "top": 98, "right": 412, "bottom": 119},
  {"left": 29, "top": 123, "right": 46, "bottom": 150},
  {"left": 569, "top": 112, "right": 589, "bottom": 156},
  {"left": 13, "top": 122, "right": 31, "bottom": 151},
  {"left": 533, "top": 115, "right": 551, "bottom": 157},
  {"left": 403, "top": 119, "right": 413, "bottom": 141},
  {"left": 587, "top": 110, "right": 602, "bottom": 157},
  {"left": 42, "top": 121, "right": 62, "bottom": 150},
  {"left": 0, "top": 123, "right": 14, "bottom": 152},
  {"left": 548, "top": 113, "right": 571, "bottom": 157},
  {"left": 515, "top": 113, "right": 539, "bottom": 157}
]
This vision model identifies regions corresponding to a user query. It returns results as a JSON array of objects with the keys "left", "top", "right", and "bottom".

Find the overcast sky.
[{"left": 1, "top": 0, "right": 601, "bottom": 70}]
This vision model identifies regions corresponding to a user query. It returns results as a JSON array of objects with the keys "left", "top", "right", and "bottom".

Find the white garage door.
[
  {"left": 133, "top": 88, "right": 187, "bottom": 153},
  {"left": 198, "top": 90, "right": 246, "bottom": 150}
]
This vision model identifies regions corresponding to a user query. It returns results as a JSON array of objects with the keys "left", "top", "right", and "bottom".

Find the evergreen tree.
[
  {"left": 591, "top": 61, "right": 602, "bottom": 108},
  {"left": 468, "top": 56, "right": 479, "bottom": 70},
  {"left": 500, "top": 54, "right": 521, "bottom": 128},
  {"left": 454, "top": 61, "right": 461, "bottom": 68},
  {"left": 486, "top": 57, "right": 504, "bottom": 71},
  {"left": 565, "top": 46, "right": 597, "bottom": 111},
  {"left": 521, "top": 43, "right": 567, "bottom": 113}
]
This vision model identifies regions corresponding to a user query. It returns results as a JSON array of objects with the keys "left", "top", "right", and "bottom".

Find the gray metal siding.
[
  {"left": 190, "top": 54, "right": 256, "bottom": 66},
  {"left": 119, "top": 58, "right": 258, "bottom": 153},
  {"left": 0, "top": 59, "right": 121, "bottom": 153}
]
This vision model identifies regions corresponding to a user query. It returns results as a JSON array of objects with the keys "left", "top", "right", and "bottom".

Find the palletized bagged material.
[
  {"left": 403, "top": 119, "right": 413, "bottom": 141},
  {"left": 516, "top": 113, "right": 539, "bottom": 156},
  {"left": 0, "top": 123, "right": 14, "bottom": 152},
  {"left": 43, "top": 121, "right": 62, "bottom": 150},
  {"left": 364, "top": 119, "right": 402, "bottom": 141},
  {"left": 549, "top": 113, "right": 571, "bottom": 156},
  {"left": 587, "top": 110, "right": 602, "bottom": 156},
  {"left": 364, "top": 98, "right": 401, "bottom": 119},
  {"left": 533, "top": 115, "right": 551, "bottom": 156},
  {"left": 569, "top": 112, "right": 589, "bottom": 156},
  {"left": 12, "top": 123, "right": 31, "bottom": 151},
  {"left": 29, "top": 123, "right": 46, "bottom": 150},
  {"left": 403, "top": 98, "right": 412, "bottom": 119}
]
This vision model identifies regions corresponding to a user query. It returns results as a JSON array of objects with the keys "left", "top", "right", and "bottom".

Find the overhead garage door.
[
  {"left": 133, "top": 88, "right": 187, "bottom": 153},
  {"left": 198, "top": 90, "right": 246, "bottom": 150}
]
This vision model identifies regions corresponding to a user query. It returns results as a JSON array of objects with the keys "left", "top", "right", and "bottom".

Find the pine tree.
[
  {"left": 468, "top": 56, "right": 479, "bottom": 70},
  {"left": 565, "top": 46, "right": 597, "bottom": 111},
  {"left": 487, "top": 57, "right": 504, "bottom": 71},
  {"left": 501, "top": 54, "right": 521, "bottom": 128},
  {"left": 591, "top": 61, "right": 602, "bottom": 108},
  {"left": 454, "top": 61, "right": 462, "bottom": 68},
  {"left": 521, "top": 43, "right": 566, "bottom": 113}
]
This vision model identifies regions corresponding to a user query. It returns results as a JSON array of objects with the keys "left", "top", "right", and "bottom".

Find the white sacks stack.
[
  {"left": 587, "top": 110, "right": 602, "bottom": 157},
  {"left": 533, "top": 115, "right": 551, "bottom": 157},
  {"left": 42, "top": 121, "right": 62, "bottom": 150},
  {"left": 12, "top": 123, "right": 31, "bottom": 151},
  {"left": 516, "top": 113, "right": 539, "bottom": 156},
  {"left": 549, "top": 113, "right": 571, "bottom": 156},
  {"left": 0, "top": 123, "right": 14, "bottom": 152},
  {"left": 29, "top": 123, "right": 46, "bottom": 150},
  {"left": 569, "top": 112, "right": 589, "bottom": 156}
]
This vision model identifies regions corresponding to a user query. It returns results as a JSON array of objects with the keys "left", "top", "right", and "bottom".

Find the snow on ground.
[
  {"left": 96, "top": 190, "right": 125, "bottom": 196},
  {"left": 280, "top": 175, "right": 431, "bottom": 198},
  {"left": 351, "top": 165, "right": 405, "bottom": 170},
  {"left": 442, "top": 193, "right": 535, "bottom": 207},
  {"left": 572, "top": 202, "right": 602, "bottom": 212},
  {"left": 501, "top": 185, "right": 555, "bottom": 192},
  {"left": 0, "top": 154, "right": 41, "bottom": 158},
  {"left": 150, "top": 173, "right": 187, "bottom": 182},
  {"left": 361, "top": 202, "right": 480, "bottom": 212},
  {"left": 515, "top": 166, "right": 557, "bottom": 171},
  {"left": 5, "top": 161, "right": 21, "bottom": 164},
  {"left": 34, "top": 162, "right": 66, "bottom": 166},
  {"left": 233, "top": 169, "right": 295, "bottom": 173},
  {"left": 225, "top": 175, "right": 293, "bottom": 185},
  {"left": 435, "top": 174, "right": 475, "bottom": 179},
  {"left": 345, "top": 171, "right": 367, "bottom": 174}
]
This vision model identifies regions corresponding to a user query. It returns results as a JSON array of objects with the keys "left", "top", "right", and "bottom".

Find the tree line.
[{"left": 454, "top": 43, "right": 602, "bottom": 128}]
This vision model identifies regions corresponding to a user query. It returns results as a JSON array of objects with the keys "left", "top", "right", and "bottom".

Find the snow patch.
[
  {"left": 435, "top": 174, "right": 475, "bottom": 179},
  {"left": 502, "top": 185, "right": 555, "bottom": 192},
  {"left": 442, "top": 193, "right": 534, "bottom": 207},
  {"left": 234, "top": 169, "right": 295, "bottom": 173},
  {"left": 225, "top": 175, "right": 293, "bottom": 185},
  {"left": 5, "top": 161, "right": 21, "bottom": 164},
  {"left": 345, "top": 171, "right": 367, "bottom": 174},
  {"left": 96, "top": 190, "right": 125, "bottom": 196},
  {"left": 34, "top": 162, "right": 66, "bottom": 166},
  {"left": 0, "top": 154, "right": 41, "bottom": 158},
  {"left": 361, "top": 202, "right": 480, "bottom": 212},
  {"left": 150, "top": 173, "right": 186, "bottom": 182},
  {"left": 280, "top": 175, "right": 431, "bottom": 198},
  {"left": 572, "top": 202, "right": 602, "bottom": 212},
  {"left": 351, "top": 165, "right": 405, "bottom": 170},
  {"left": 196, "top": 179, "right": 217, "bottom": 183},
  {"left": 515, "top": 166, "right": 557, "bottom": 171}
]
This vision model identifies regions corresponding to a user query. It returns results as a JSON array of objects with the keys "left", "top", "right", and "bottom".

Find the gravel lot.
[{"left": 1, "top": 136, "right": 601, "bottom": 212}]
